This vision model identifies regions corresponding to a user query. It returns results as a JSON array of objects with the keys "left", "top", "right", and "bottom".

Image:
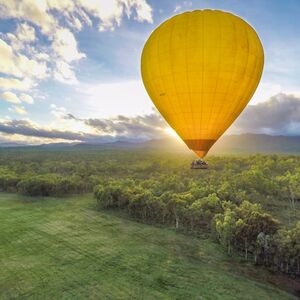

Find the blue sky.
[{"left": 0, "top": 0, "right": 300, "bottom": 144}]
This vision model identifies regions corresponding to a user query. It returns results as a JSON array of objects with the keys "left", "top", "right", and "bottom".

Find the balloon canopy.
[{"left": 141, "top": 10, "right": 264, "bottom": 157}]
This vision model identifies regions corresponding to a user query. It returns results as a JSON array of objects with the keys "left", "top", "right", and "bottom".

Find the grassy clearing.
[{"left": 0, "top": 193, "right": 297, "bottom": 299}]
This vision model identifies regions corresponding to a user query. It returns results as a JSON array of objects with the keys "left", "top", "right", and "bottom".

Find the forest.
[{"left": 0, "top": 148, "right": 299, "bottom": 279}]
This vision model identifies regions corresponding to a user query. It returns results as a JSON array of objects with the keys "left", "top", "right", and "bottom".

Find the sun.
[{"left": 164, "top": 127, "right": 181, "bottom": 141}]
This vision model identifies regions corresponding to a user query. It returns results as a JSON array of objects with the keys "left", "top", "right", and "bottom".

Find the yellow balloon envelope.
[{"left": 141, "top": 10, "right": 264, "bottom": 157}]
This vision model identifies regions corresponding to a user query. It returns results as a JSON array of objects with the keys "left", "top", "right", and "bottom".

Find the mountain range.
[{"left": 1, "top": 134, "right": 300, "bottom": 155}]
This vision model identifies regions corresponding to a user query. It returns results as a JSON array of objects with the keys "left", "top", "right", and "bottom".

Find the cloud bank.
[
  {"left": 0, "top": 93, "right": 299, "bottom": 145},
  {"left": 66, "top": 111, "right": 167, "bottom": 140},
  {"left": 0, "top": 111, "right": 167, "bottom": 144},
  {"left": 232, "top": 93, "right": 300, "bottom": 135}
]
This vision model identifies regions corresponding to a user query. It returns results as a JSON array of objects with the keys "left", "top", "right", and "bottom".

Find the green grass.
[{"left": 0, "top": 193, "right": 297, "bottom": 300}]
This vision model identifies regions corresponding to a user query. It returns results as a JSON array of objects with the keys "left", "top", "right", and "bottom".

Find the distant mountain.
[
  {"left": 211, "top": 134, "right": 300, "bottom": 155},
  {"left": 0, "top": 142, "right": 28, "bottom": 148},
  {"left": 77, "top": 134, "right": 300, "bottom": 155},
  {"left": 39, "top": 142, "right": 78, "bottom": 148},
  {"left": 73, "top": 140, "right": 141, "bottom": 150},
  {"left": 0, "top": 134, "right": 300, "bottom": 155}
]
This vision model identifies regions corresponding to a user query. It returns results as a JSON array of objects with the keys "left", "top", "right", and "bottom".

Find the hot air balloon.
[{"left": 141, "top": 10, "right": 264, "bottom": 167}]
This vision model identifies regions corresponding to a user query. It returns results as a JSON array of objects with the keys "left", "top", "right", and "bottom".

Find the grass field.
[{"left": 0, "top": 192, "right": 298, "bottom": 300}]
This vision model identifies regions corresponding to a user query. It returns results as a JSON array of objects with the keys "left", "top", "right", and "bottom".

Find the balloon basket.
[{"left": 191, "top": 159, "right": 208, "bottom": 170}]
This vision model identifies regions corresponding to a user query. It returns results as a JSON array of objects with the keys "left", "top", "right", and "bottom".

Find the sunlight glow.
[
  {"left": 76, "top": 80, "right": 154, "bottom": 118},
  {"left": 164, "top": 127, "right": 181, "bottom": 141}
]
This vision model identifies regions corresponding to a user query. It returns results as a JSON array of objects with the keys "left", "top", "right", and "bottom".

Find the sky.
[{"left": 0, "top": 0, "right": 300, "bottom": 145}]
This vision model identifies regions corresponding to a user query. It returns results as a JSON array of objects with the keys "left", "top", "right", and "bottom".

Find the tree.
[
  {"left": 234, "top": 201, "right": 280, "bottom": 262},
  {"left": 188, "top": 193, "right": 222, "bottom": 231},
  {"left": 163, "top": 192, "right": 187, "bottom": 230},
  {"left": 214, "top": 207, "right": 237, "bottom": 255}
]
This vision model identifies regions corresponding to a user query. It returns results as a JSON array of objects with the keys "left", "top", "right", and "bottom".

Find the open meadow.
[{"left": 0, "top": 192, "right": 298, "bottom": 300}]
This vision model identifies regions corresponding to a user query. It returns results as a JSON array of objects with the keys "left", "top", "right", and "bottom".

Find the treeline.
[
  {"left": 94, "top": 179, "right": 300, "bottom": 278},
  {"left": 0, "top": 151, "right": 299, "bottom": 206},
  {"left": 0, "top": 172, "right": 92, "bottom": 196},
  {"left": 0, "top": 149, "right": 177, "bottom": 196},
  {"left": 0, "top": 150, "right": 300, "bottom": 203}
]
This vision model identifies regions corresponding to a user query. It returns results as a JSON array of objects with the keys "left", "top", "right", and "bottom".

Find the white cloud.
[
  {"left": 0, "top": 0, "right": 56, "bottom": 35},
  {"left": 0, "top": 0, "right": 153, "bottom": 100},
  {"left": 0, "top": 91, "right": 34, "bottom": 105},
  {"left": 0, "top": 38, "right": 48, "bottom": 79},
  {"left": 9, "top": 106, "right": 27, "bottom": 115},
  {"left": 125, "top": 0, "right": 153, "bottom": 23},
  {"left": 16, "top": 53, "right": 48, "bottom": 79},
  {"left": 75, "top": 80, "right": 154, "bottom": 118},
  {"left": 6, "top": 23, "right": 36, "bottom": 52},
  {"left": 231, "top": 93, "right": 300, "bottom": 135},
  {"left": 16, "top": 23, "right": 36, "bottom": 42},
  {"left": 250, "top": 82, "right": 283, "bottom": 104},
  {"left": 80, "top": 112, "right": 166, "bottom": 140},
  {"left": 76, "top": 0, "right": 153, "bottom": 31},
  {"left": 0, "top": 0, "right": 153, "bottom": 33},
  {"left": 54, "top": 60, "right": 78, "bottom": 84},
  {"left": 0, "top": 39, "right": 22, "bottom": 77},
  {"left": 79, "top": 0, "right": 123, "bottom": 31},
  {"left": 0, "top": 131, "right": 76, "bottom": 145},
  {"left": 50, "top": 103, "right": 67, "bottom": 119},
  {"left": 0, "top": 91, "right": 21, "bottom": 104},
  {"left": 0, "top": 77, "right": 34, "bottom": 91},
  {"left": 6, "top": 23, "right": 36, "bottom": 51},
  {"left": 20, "top": 93, "right": 34, "bottom": 104},
  {"left": 47, "top": 0, "right": 75, "bottom": 12},
  {"left": 9, "top": 105, "right": 27, "bottom": 115},
  {"left": 67, "top": 15, "right": 83, "bottom": 31},
  {"left": 35, "top": 52, "right": 50, "bottom": 61},
  {"left": 52, "top": 28, "right": 85, "bottom": 62},
  {"left": 0, "top": 110, "right": 167, "bottom": 144}
]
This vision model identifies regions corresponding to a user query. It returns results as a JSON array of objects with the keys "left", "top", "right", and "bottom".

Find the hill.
[
  {"left": 1, "top": 134, "right": 300, "bottom": 155},
  {"left": 211, "top": 134, "right": 300, "bottom": 155},
  {"left": 0, "top": 192, "right": 297, "bottom": 299}
]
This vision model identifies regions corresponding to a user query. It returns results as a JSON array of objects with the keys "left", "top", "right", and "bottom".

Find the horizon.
[{"left": 2, "top": 132, "right": 300, "bottom": 150}]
